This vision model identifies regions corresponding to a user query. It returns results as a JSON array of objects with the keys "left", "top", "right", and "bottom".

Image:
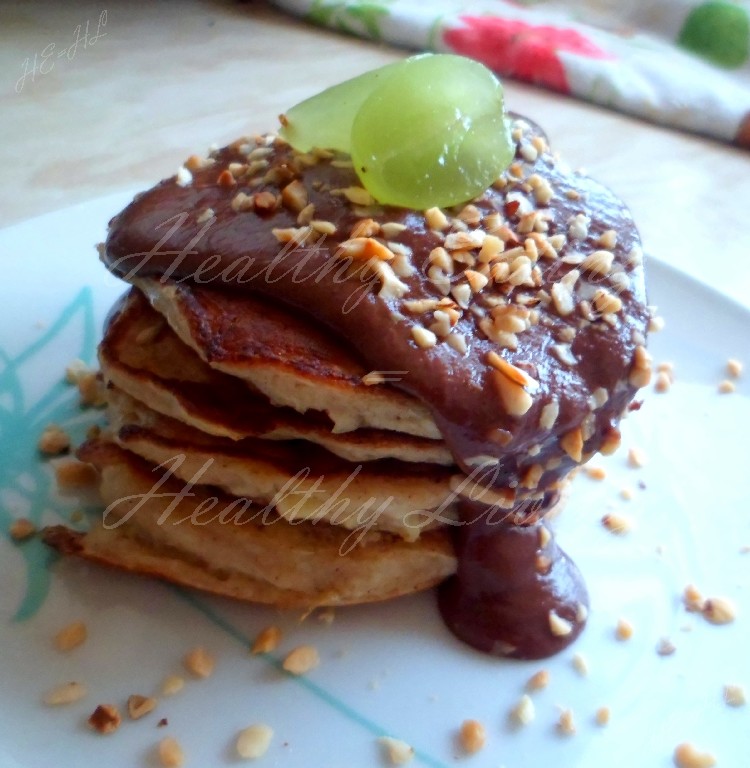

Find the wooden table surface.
[{"left": 2, "top": 0, "right": 749, "bottom": 306}]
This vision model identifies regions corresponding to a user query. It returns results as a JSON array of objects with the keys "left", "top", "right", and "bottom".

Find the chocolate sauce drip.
[
  {"left": 103, "top": 118, "right": 648, "bottom": 657},
  {"left": 439, "top": 502, "right": 588, "bottom": 659}
]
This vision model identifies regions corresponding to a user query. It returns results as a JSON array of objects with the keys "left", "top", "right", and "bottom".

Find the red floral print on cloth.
[{"left": 444, "top": 16, "right": 611, "bottom": 94}]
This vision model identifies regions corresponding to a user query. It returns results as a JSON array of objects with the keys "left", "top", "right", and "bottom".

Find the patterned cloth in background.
[{"left": 269, "top": 0, "right": 750, "bottom": 148}]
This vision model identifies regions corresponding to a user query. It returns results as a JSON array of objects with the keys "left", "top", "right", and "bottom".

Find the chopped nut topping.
[
  {"left": 627, "top": 447, "right": 647, "bottom": 468},
  {"left": 43, "top": 681, "right": 87, "bottom": 706},
  {"left": 586, "top": 466, "right": 606, "bottom": 480},
  {"left": 350, "top": 217, "right": 380, "bottom": 238},
  {"left": 629, "top": 345, "right": 652, "bottom": 389},
  {"left": 615, "top": 618, "right": 633, "bottom": 641},
  {"left": 572, "top": 653, "right": 589, "bottom": 676},
  {"left": 723, "top": 684, "right": 746, "bottom": 707},
  {"left": 65, "top": 358, "right": 91, "bottom": 384},
  {"left": 296, "top": 202, "right": 315, "bottom": 225},
  {"left": 459, "top": 719, "right": 486, "bottom": 754},
  {"left": 310, "top": 219, "right": 336, "bottom": 235},
  {"left": 726, "top": 358, "right": 743, "bottom": 378},
  {"left": 526, "top": 669, "right": 550, "bottom": 692},
  {"left": 683, "top": 584, "right": 705, "bottom": 612},
  {"left": 486, "top": 351, "right": 537, "bottom": 417},
  {"left": 251, "top": 625, "right": 282, "bottom": 654},
  {"left": 271, "top": 226, "right": 312, "bottom": 244},
  {"left": 54, "top": 620, "right": 87, "bottom": 652},
  {"left": 602, "top": 513, "right": 634, "bottom": 534},
  {"left": 175, "top": 166, "right": 192, "bottom": 187},
  {"left": 424, "top": 206, "right": 449, "bottom": 231},
  {"left": 236, "top": 724, "right": 274, "bottom": 759},
  {"left": 54, "top": 459, "right": 98, "bottom": 491},
  {"left": 231, "top": 192, "right": 255, "bottom": 212},
  {"left": 560, "top": 428, "right": 584, "bottom": 463},
  {"left": 378, "top": 736, "right": 415, "bottom": 765},
  {"left": 281, "top": 179, "right": 308, "bottom": 213},
  {"left": 551, "top": 280, "right": 575, "bottom": 316},
  {"left": 445, "top": 230, "right": 485, "bottom": 250},
  {"left": 464, "top": 269, "right": 489, "bottom": 293},
  {"left": 216, "top": 169, "right": 235, "bottom": 188},
  {"left": 336, "top": 237, "right": 395, "bottom": 262},
  {"left": 549, "top": 610, "right": 573, "bottom": 637},
  {"left": 128, "top": 694, "right": 157, "bottom": 720},
  {"left": 282, "top": 645, "right": 320, "bottom": 675},
  {"left": 597, "top": 229, "right": 618, "bottom": 249},
  {"left": 9, "top": 518, "right": 36, "bottom": 541},
  {"left": 600, "top": 427, "right": 622, "bottom": 455},
  {"left": 557, "top": 708, "right": 576, "bottom": 736},
  {"left": 38, "top": 424, "right": 70, "bottom": 455},
  {"left": 161, "top": 675, "right": 185, "bottom": 696},
  {"left": 183, "top": 646, "right": 215, "bottom": 678},
  {"left": 539, "top": 400, "right": 559, "bottom": 430},
  {"left": 718, "top": 379, "right": 735, "bottom": 394},
  {"left": 673, "top": 743, "right": 717, "bottom": 768},
  {"left": 511, "top": 694, "right": 536, "bottom": 725},
  {"left": 576, "top": 602, "right": 588, "bottom": 623},
  {"left": 411, "top": 326, "right": 437, "bottom": 349},
  {"left": 380, "top": 222, "right": 407, "bottom": 239},
  {"left": 196, "top": 207, "right": 214, "bottom": 224},
  {"left": 593, "top": 288, "right": 623, "bottom": 315},
  {"left": 702, "top": 597, "right": 736, "bottom": 625},
  {"left": 77, "top": 371, "right": 106, "bottom": 406},
  {"left": 656, "top": 637, "right": 677, "bottom": 656},
  {"left": 334, "top": 186, "right": 375, "bottom": 206},
  {"left": 595, "top": 706, "right": 610, "bottom": 726},
  {"left": 654, "top": 371, "right": 672, "bottom": 395},
  {"left": 158, "top": 737, "right": 185, "bottom": 768},
  {"left": 88, "top": 704, "right": 121, "bottom": 734}
]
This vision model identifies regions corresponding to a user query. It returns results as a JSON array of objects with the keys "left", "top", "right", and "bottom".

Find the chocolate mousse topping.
[{"left": 103, "top": 116, "right": 650, "bottom": 658}]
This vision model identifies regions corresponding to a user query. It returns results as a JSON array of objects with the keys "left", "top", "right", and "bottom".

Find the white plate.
[{"left": 1, "top": 194, "right": 748, "bottom": 768}]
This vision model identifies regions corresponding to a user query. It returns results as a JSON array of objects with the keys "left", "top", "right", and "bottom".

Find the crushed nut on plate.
[
  {"left": 183, "top": 646, "right": 215, "bottom": 678},
  {"left": 458, "top": 719, "right": 486, "bottom": 754},
  {"left": 378, "top": 736, "right": 415, "bottom": 765},
  {"left": 9, "top": 518, "right": 36, "bottom": 541},
  {"left": 702, "top": 597, "right": 736, "bottom": 625},
  {"left": 723, "top": 684, "right": 746, "bottom": 707},
  {"left": 128, "top": 694, "right": 157, "bottom": 720},
  {"left": 236, "top": 724, "right": 274, "bottom": 759},
  {"left": 251, "top": 625, "right": 282, "bottom": 654},
  {"left": 673, "top": 742, "right": 717, "bottom": 768},
  {"left": 511, "top": 694, "right": 535, "bottom": 726},
  {"left": 88, "top": 703, "right": 121, "bottom": 734},
  {"left": 43, "top": 681, "right": 87, "bottom": 706},
  {"left": 54, "top": 620, "right": 87, "bottom": 652},
  {"left": 158, "top": 737, "right": 185, "bottom": 767},
  {"left": 526, "top": 669, "right": 550, "bottom": 692},
  {"left": 282, "top": 645, "right": 320, "bottom": 675}
]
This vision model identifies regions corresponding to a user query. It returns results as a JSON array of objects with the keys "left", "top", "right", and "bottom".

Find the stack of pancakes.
[
  {"left": 44, "top": 115, "right": 649, "bottom": 623},
  {"left": 47, "top": 278, "right": 474, "bottom": 607}
]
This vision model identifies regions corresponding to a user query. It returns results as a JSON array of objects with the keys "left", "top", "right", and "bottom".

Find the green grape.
[
  {"left": 279, "top": 54, "right": 514, "bottom": 209},
  {"left": 279, "top": 60, "right": 403, "bottom": 153},
  {"left": 350, "top": 55, "right": 513, "bottom": 209}
]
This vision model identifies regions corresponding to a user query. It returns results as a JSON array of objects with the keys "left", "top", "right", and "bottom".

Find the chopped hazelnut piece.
[
  {"left": 557, "top": 708, "right": 576, "bottom": 736},
  {"left": 586, "top": 466, "right": 606, "bottom": 481},
  {"left": 281, "top": 179, "right": 308, "bottom": 213},
  {"left": 183, "top": 646, "right": 215, "bottom": 678},
  {"left": 77, "top": 371, "right": 106, "bottom": 406},
  {"left": 54, "top": 620, "right": 87, "bottom": 652},
  {"left": 718, "top": 379, "right": 735, "bottom": 394},
  {"left": 511, "top": 694, "right": 535, "bottom": 725},
  {"left": 282, "top": 645, "right": 319, "bottom": 675},
  {"left": 601, "top": 513, "right": 634, "bottom": 535},
  {"left": 54, "top": 459, "right": 98, "bottom": 491},
  {"left": 572, "top": 653, "right": 589, "bottom": 676},
  {"left": 9, "top": 518, "right": 36, "bottom": 541},
  {"left": 251, "top": 625, "right": 282, "bottom": 654},
  {"left": 336, "top": 237, "right": 394, "bottom": 262},
  {"left": 158, "top": 737, "right": 185, "bottom": 768},
  {"left": 424, "top": 207, "right": 449, "bottom": 231},
  {"left": 88, "top": 704, "right": 121, "bottom": 734},
  {"left": 615, "top": 618, "right": 633, "bottom": 641},
  {"left": 38, "top": 424, "right": 70, "bottom": 455},
  {"left": 726, "top": 358, "right": 743, "bottom": 378},
  {"left": 161, "top": 675, "right": 185, "bottom": 696},
  {"left": 335, "top": 186, "right": 375, "bottom": 206},
  {"left": 65, "top": 358, "right": 90, "bottom": 384},
  {"left": 627, "top": 447, "right": 647, "bottom": 468},
  {"left": 654, "top": 371, "right": 672, "bottom": 393},
  {"left": 595, "top": 706, "right": 610, "bottom": 726},
  {"left": 723, "top": 684, "right": 746, "bottom": 707},
  {"left": 43, "top": 681, "right": 87, "bottom": 706},
  {"left": 236, "top": 724, "right": 274, "bottom": 759},
  {"left": 673, "top": 742, "right": 717, "bottom": 768},
  {"left": 128, "top": 694, "right": 157, "bottom": 720},
  {"left": 656, "top": 637, "right": 677, "bottom": 656},
  {"left": 548, "top": 610, "right": 573, "bottom": 637},
  {"left": 459, "top": 719, "right": 486, "bottom": 754},
  {"left": 526, "top": 669, "right": 550, "bottom": 692},
  {"left": 560, "top": 428, "right": 584, "bottom": 463},
  {"left": 411, "top": 326, "right": 437, "bottom": 349},
  {"left": 378, "top": 736, "right": 415, "bottom": 765},
  {"left": 683, "top": 584, "right": 705, "bottom": 613},
  {"left": 702, "top": 597, "right": 736, "bottom": 625}
]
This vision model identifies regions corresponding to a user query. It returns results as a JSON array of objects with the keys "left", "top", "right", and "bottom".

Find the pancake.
[
  {"left": 133, "top": 276, "right": 441, "bottom": 438},
  {"left": 43, "top": 440, "right": 456, "bottom": 608},
  {"left": 100, "top": 288, "right": 453, "bottom": 465},
  {"left": 105, "top": 386, "right": 458, "bottom": 540}
]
